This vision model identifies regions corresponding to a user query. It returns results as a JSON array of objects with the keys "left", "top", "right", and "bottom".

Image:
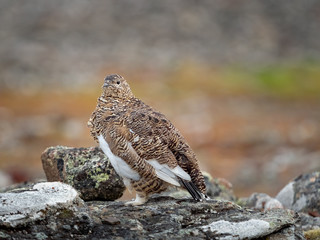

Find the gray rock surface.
[
  {"left": 297, "top": 212, "right": 320, "bottom": 232},
  {"left": 276, "top": 171, "right": 320, "bottom": 215},
  {"left": 0, "top": 171, "right": 12, "bottom": 188},
  {"left": 201, "top": 219, "right": 270, "bottom": 239},
  {"left": 246, "top": 192, "right": 283, "bottom": 211},
  {"left": 204, "top": 173, "right": 236, "bottom": 201},
  {"left": 0, "top": 190, "right": 304, "bottom": 240},
  {"left": 41, "top": 146, "right": 126, "bottom": 201},
  {"left": 0, "top": 182, "right": 85, "bottom": 228}
]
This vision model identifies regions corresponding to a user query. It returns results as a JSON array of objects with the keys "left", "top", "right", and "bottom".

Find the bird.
[{"left": 88, "top": 74, "right": 207, "bottom": 205}]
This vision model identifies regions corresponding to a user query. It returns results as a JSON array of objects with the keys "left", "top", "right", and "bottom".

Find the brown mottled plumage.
[{"left": 88, "top": 74, "right": 207, "bottom": 205}]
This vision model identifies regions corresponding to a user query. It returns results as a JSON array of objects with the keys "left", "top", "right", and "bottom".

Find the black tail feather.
[
  {"left": 179, "top": 178, "right": 203, "bottom": 201},
  {"left": 188, "top": 181, "right": 209, "bottom": 199},
  {"left": 189, "top": 181, "right": 204, "bottom": 199}
]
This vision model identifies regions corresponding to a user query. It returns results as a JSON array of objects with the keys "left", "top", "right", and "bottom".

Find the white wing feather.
[{"left": 148, "top": 160, "right": 191, "bottom": 186}]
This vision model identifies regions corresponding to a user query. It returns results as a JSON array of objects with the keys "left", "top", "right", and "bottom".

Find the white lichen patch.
[
  {"left": 0, "top": 182, "right": 79, "bottom": 227},
  {"left": 201, "top": 219, "right": 270, "bottom": 240}
]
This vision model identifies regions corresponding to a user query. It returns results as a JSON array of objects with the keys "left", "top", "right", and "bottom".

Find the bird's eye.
[{"left": 116, "top": 81, "right": 120, "bottom": 84}]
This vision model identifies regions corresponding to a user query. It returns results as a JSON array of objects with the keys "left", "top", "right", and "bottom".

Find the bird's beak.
[{"left": 103, "top": 82, "right": 109, "bottom": 88}]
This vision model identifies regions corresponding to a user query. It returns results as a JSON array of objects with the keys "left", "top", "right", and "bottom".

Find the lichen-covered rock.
[
  {"left": 0, "top": 182, "right": 86, "bottom": 228},
  {"left": 201, "top": 219, "right": 270, "bottom": 239},
  {"left": 276, "top": 171, "right": 320, "bottom": 215},
  {"left": 0, "top": 187, "right": 305, "bottom": 240},
  {"left": 268, "top": 225, "right": 305, "bottom": 240},
  {"left": 41, "top": 146, "right": 126, "bottom": 201},
  {"left": 86, "top": 197, "right": 302, "bottom": 240}
]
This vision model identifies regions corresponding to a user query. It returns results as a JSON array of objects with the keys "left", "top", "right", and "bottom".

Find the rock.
[
  {"left": 79, "top": 199, "right": 301, "bottom": 240},
  {"left": 268, "top": 225, "right": 304, "bottom": 240},
  {"left": 201, "top": 219, "right": 270, "bottom": 239},
  {"left": 41, "top": 146, "right": 126, "bottom": 201},
  {"left": 297, "top": 212, "right": 320, "bottom": 232},
  {"left": 204, "top": 173, "right": 236, "bottom": 201},
  {"left": 276, "top": 171, "right": 320, "bottom": 215},
  {"left": 245, "top": 193, "right": 283, "bottom": 211},
  {"left": 0, "top": 182, "right": 86, "bottom": 228},
  {"left": 0, "top": 185, "right": 305, "bottom": 240},
  {"left": 0, "top": 170, "right": 12, "bottom": 188},
  {"left": 0, "top": 181, "right": 45, "bottom": 194}
]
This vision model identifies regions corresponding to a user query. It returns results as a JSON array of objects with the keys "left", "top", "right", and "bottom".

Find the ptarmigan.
[{"left": 88, "top": 74, "right": 207, "bottom": 205}]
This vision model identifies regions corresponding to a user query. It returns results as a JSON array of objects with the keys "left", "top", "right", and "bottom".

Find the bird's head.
[{"left": 101, "top": 74, "right": 134, "bottom": 99}]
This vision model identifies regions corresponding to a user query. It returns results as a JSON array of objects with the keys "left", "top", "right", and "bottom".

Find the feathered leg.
[{"left": 125, "top": 192, "right": 147, "bottom": 206}]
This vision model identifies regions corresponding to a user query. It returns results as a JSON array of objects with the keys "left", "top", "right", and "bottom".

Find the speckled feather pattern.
[{"left": 88, "top": 74, "right": 206, "bottom": 203}]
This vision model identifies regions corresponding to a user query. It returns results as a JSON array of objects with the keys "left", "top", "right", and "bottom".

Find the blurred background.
[{"left": 0, "top": 0, "right": 320, "bottom": 197}]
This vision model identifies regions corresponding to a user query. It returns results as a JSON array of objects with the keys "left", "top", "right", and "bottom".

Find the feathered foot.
[{"left": 125, "top": 193, "right": 147, "bottom": 206}]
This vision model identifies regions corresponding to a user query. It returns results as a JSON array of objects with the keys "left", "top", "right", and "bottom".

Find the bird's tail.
[{"left": 179, "top": 178, "right": 209, "bottom": 201}]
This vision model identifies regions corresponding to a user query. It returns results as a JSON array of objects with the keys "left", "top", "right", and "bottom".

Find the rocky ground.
[
  {"left": 1, "top": 146, "right": 319, "bottom": 239},
  {"left": 0, "top": 189, "right": 304, "bottom": 239}
]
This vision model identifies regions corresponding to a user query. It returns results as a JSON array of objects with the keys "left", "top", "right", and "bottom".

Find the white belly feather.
[
  {"left": 98, "top": 134, "right": 191, "bottom": 188},
  {"left": 98, "top": 135, "right": 140, "bottom": 181}
]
